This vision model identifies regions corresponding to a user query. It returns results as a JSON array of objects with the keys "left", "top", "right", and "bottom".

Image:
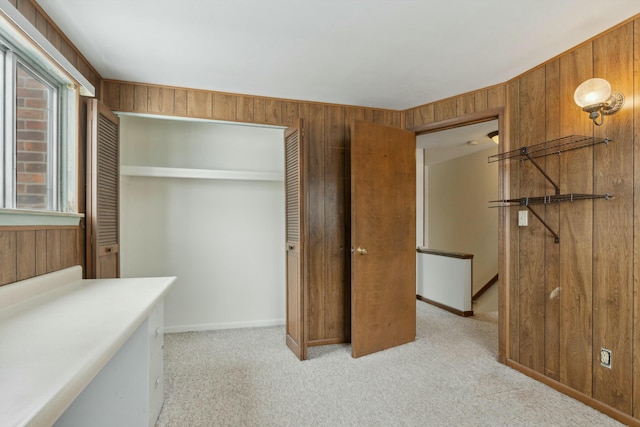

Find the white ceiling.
[
  {"left": 36, "top": 1, "right": 639, "bottom": 110},
  {"left": 417, "top": 120, "right": 498, "bottom": 166}
]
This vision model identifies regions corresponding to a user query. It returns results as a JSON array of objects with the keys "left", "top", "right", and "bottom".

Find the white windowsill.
[{"left": 0, "top": 208, "right": 84, "bottom": 226}]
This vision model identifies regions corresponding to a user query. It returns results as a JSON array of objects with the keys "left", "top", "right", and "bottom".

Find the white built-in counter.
[{"left": 0, "top": 266, "right": 176, "bottom": 427}]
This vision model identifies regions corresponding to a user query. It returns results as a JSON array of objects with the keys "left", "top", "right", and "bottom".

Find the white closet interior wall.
[{"left": 120, "top": 115, "right": 286, "bottom": 332}]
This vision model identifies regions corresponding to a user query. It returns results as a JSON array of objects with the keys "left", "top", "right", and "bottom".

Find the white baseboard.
[{"left": 164, "top": 318, "right": 285, "bottom": 333}]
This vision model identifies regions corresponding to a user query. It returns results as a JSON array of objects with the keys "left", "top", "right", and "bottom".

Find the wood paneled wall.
[
  {"left": 0, "top": 226, "right": 81, "bottom": 286},
  {"left": 101, "top": 79, "right": 403, "bottom": 345},
  {"left": 505, "top": 17, "right": 639, "bottom": 423},
  {"left": 404, "top": 84, "right": 506, "bottom": 130}
]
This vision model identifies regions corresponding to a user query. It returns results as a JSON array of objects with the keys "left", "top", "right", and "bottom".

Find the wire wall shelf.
[
  {"left": 488, "top": 135, "right": 611, "bottom": 163},
  {"left": 488, "top": 135, "right": 613, "bottom": 243}
]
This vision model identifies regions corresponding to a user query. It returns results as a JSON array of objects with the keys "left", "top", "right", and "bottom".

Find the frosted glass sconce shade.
[
  {"left": 573, "top": 78, "right": 624, "bottom": 126},
  {"left": 574, "top": 78, "right": 611, "bottom": 108},
  {"left": 488, "top": 131, "right": 499, "bottom": 144}
]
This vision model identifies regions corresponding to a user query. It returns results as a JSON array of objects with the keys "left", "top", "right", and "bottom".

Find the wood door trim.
[
  {"left": 410, "top": 107, "right": 508, "bottom": 364},
  {"left": 409, "top": 108, "right": 504, "bottom": 134}
]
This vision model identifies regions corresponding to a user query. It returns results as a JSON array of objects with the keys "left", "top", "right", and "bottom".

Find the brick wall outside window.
[{"left": 16, "top": 65, "right": 51, "bottom": 209}]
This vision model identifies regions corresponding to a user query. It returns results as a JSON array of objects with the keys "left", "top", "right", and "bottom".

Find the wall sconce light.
[
  {"left": 573, "top": 78, "right": 624, "bottom": 126},
  {"left": 487, "top": 131, "right": 499, "bottom": 144}
]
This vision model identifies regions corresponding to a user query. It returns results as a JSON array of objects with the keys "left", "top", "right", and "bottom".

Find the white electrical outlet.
[
  {"left": 518, "top": 210, "right": 528, "bottom": 226},
  {"left": 600, "top": 348, "right": 612, "bottom": 368}
]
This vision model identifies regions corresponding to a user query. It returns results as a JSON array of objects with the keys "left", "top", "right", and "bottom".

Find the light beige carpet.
[{"left": 157, "top": 301, "right": 622, "bottom": 426}]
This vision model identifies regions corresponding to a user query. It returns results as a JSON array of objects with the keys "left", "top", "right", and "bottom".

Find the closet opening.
[{"left": 118, "top": 113, "right": 287, "bottom": 333}]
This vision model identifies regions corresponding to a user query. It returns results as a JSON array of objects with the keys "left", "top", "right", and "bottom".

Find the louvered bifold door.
[
  {"left": 284, "top": 119, "right": 306, "bottom": 360},
  {"left": 86, "top": 99, "right": 120, "bottom": 279}
]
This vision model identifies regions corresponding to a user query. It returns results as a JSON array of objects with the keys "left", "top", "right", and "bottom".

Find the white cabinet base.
[{"left": 54, "top": 319, "right": 150, "bottom": 427}]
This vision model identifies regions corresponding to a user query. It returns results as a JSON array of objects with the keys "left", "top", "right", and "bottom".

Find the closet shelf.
[{"left": 120, "top": 165, "right": 283, "bottom": 182}]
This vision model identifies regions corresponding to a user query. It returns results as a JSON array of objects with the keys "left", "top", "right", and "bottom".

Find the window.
[{"left": 0, "top": 39, "right": 72, "bottom": 213}]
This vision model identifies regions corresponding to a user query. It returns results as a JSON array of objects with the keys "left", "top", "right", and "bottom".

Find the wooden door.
[
  {"left": 284, "top": 120, "right": 306, "bottom": 360},
  {"left": 86, "top": 99, "right": 120, "bottom": 279},
  {"left": 351, "top": 120, "right": 416, "bottom": 358}
]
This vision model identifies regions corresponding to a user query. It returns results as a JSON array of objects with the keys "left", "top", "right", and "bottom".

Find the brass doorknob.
[{"left": 356, "top": 247, "right": 368, "bottom": 255}]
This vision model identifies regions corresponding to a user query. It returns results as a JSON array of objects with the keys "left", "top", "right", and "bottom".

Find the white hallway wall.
[
  {"left": 427, "top": 146, "right": 498, "bottom": 294},
  {"left": 120, "top": 115, "right": 285, "bottom": 332}
]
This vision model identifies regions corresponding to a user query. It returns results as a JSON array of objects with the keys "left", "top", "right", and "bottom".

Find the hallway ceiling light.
[
  {"left": 488, "top": 131, "right": 499, "bottom": 144},
  {"left": 573, "top": 78, "right": 624, "bottom": 126}
]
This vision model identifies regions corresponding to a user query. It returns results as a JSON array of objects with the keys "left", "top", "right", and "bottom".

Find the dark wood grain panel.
[
  {"left": 213, "top": 93, "right": 237, "bottom": 121},
  {"left": 133, "top": 84, "right": 147, "bottom": 113},
  {"left": 372, "top": 110, "right": 386, "bottom": 124},
  {"left": 148, "top": 86, "right": 175, "bottom": 115},
  {"left": 17, "top": 0, "right": 37, "bottom": 27},
  {"left": 236, "top": 96, "right": 254, "bottom": 123},
  {"left": 35, "top": 8, "right": 48, "bottom": 35},
  {"left": 103, "top": 81, "right": 121, "bottom": 111},
  {"left": 386, "top": 111, "right": 402, "bottom": 128},
  {"left": 632, "top": 19, "right": 640, "bottom": 419},
  {"left": 45, "top": 17, "right": 61, "bottom": 52},
  {"left": 634, "top": 17, "right": 640, "bottom": 420},
  {"left": 474, "top": 91, "right": 488, "bottom": 112},
  {"left": 345, "top": 107, "right": 365, "bottom": 126},
  {"left": 306, "top": 103, "right": 326, "bottom": 343},
  {"left": 265, "top": 99, "right": 282, "bottom": 125},
  {"left": 35, "top": 229, "right": 46, "bottom": 275},
  {"left": 363, "top": 109, "right": 374, "bottom": 123},
  {"left": 488, "top": 85, "right": 506, "bottom": 109},
  {"left": 517, "top": 67, "right": 546, "bottom": 373},
  {"left": 174, "top": 89, "right": 187, "bottom": 116},
  {"left": 404, "top": 108, "right": 414, "bottom": 130},
  {"left": 457, "top": 93, "right": 475, "bottom": 116},
  {"left": 187, "top": 90, "right": 213, "bottom": 119},
  {"left": 558, "top": 42, "right": 594, "bottom": 396},
  {"left": 60, "top": 41, "right": 77, "bottom": 70},
  {"left": 16, "top": 230, "right": 36, "bottom": 281},
  {"left": 414, "top": 104, "right": 434, "bottom": 127},
  {"left": 544, "top": 59, "right": 561, "bottom": 381},
  {"left": 324, "top": 105, "right": 348, "bottom": 340},
  {"left": 434, "top": 98, "right": 457, "bottom": 122},
  {"left": 0, "top": 226, "right": 79, "bottom": 286},
  {"left": 281, "top": 101, "right": 300, "bottom": 127},
  {"left": 253, "top": 98, "right": 266, "bottom": 124},
  {"left": 120, "top": 83, "right": 135, "bottom": 112},
  {"left": 61, "top": 229, "right": 78, "bottom": 269},
  {"left": 592, "top": 22, "right": 634, "bottom": 414},
  {"left": 120, "top": 83, "right": 134, "bottom": 112},
  {"left": 46, "top": 229, "right": 61, "bottom": 273},
  {"left": 0, "top": 231, "right": 17, "bottom": 285},
  {"left": 507, "top": 79, "right": 520, "bottom": 361}
]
